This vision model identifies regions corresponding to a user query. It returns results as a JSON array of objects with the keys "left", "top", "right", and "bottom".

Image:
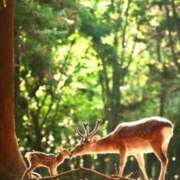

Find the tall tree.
[{"left": 0, "top": 0, "right": 25, "bottom": 179}]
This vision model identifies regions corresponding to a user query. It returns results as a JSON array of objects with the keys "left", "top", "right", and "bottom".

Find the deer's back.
[
  {"left": 26, "top": 151, "right": 55, "bottom": 167},
  {"left": 111, "top": 116, "right": 173, "bottom": 154},
  {"left": 113, "top": 116, "right": 173, "bottom": 138}
]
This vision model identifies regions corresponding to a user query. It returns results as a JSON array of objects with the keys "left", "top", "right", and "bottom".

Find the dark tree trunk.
[
  {"left": 111, "top": 58, "right": 121, "bottom": 130},
  {"left": 99, "top": 58, "right": 113, "bottom": 127},
  {"left": 164, "top": 3, "right": 180, "bottom": 72},
  {"left": 32, "top": 113, "right": 42, "bottom": 151},
  {"left": 0, "top": 1, "right": 25, "bottom": 179},
  {"left": 171, "top": 0, "right": 180, "bottom": 40},
  {"left": 155, "top": 31, "right": 166, "bottom": 117},
  {"left": 159, "top": 91, "right": 165, "bottom": 117}
]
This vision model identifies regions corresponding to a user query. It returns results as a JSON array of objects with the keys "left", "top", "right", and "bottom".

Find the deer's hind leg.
[
  {"left": 118, "top": 149, "right": 127, "bottom": 177},
  {"left": 153, "top": 146, "right": 168, "bottom": 180},
  {"left": 151, "top": 132, "right": 169, "bottom": 180},
  {"left": 134, "top": 153, "right": 149, "bottom": 180},
  {"left": 49, "top": 166, "right": 58, "bottom": 176}
]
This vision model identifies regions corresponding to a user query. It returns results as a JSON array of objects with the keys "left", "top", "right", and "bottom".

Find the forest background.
[{"left": 13, "top": 0, "right": 180, "bottom": 179}]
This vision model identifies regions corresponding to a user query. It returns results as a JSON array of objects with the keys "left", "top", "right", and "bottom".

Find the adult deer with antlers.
[
  {"left": 22, "top": 148, "right": 70, "bottom": 179},
  {"left": 71, "top": 116, "right": 174, "bottom": 180}
]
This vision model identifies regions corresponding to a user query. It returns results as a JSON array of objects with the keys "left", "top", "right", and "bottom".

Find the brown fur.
[
  {"left": 71, "top": 116, "right": 174, "bottom": 180},
  {"left": 22, "top": 150, "right": 70, "bottom": 179}
]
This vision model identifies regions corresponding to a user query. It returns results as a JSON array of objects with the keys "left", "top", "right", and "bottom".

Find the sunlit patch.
[
  {"left": 35, "top": 85, "right": 46, "bottom": 97},
  {"left": 62, "top": 139, "right": 66, "bottom": 145},
  {"left": 46, "top": 147, "right": 50, "bottom": 152},
  {"left": 93, "top": 154, "right": 98, "bottom": 160},
  {"left": 48, "top": 134, "right": 54, "bottom": 142},
  {"left": 174, "top": 174, "right": 179, "bottom": 179},
  {"left": 172, "top": 156, "right": 176, "bottom": 161},
  {"left": 42, "top": 130, "right": 45, "bottom": 135},
  {"left": 42, "top": 124, "right": 46, "bottom": 128},
  {"left": 70, "top": 138, "right": 75, "bottom": 145},
  {"left": 130, "top": 156, "right": 134, "bottom": 161},
  {"left": 70, "top": 164, "right": 74, "bottom": 169},
  {"left": 53, "top": 73, "right": 60, "bottom": 81},
  {"left": 80, "top": 158, "right": 84, "bottom": 167},
  {"left": 42, "top": 137, "right": 46, "bottom": 142},
  {"left": 20, "top": 146, "right": 24, "bottom": 151}
]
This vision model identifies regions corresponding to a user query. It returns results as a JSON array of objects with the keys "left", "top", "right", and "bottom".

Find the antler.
[
  {"left": 83, "top": 123, "right": 89, "bottom": 137},
  {"left": 76, "top": 122, "right": 89, "bottom": 139},
  {"left": 89, "top": 119, "right": 101, "bottom": 138},
  {"left": 76, "top": 128, "right": 84, "bottom": 138},
  {"left": 76, "top": 120, "right": 101, "bottom": 141}
]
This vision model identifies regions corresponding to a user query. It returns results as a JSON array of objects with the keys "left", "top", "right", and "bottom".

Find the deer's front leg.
[
  {"left": 119, "top": 150, "right": 127, "bottom": 177},
  {"left": 49, "top": 166, "right": 58, "bottom": 176},
  {"left": 21, "top": 167, "right": 33, "bottom": 180}
]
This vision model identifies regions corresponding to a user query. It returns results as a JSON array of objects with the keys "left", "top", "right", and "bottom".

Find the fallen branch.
[{"left": 28, "top": 167, "right": 134, "bottom": 180}]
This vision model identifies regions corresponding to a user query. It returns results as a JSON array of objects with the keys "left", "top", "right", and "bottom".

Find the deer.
[
  {"left": 70, "top": 116, "right": 174, "bottom": 180},
  {"left": 22, "top": 148, "right": 70, "bottom": 179}
]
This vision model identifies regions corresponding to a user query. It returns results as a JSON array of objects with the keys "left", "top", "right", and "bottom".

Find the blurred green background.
[{"left": 15, "top": 0, "right": 179, "bottom": 179}]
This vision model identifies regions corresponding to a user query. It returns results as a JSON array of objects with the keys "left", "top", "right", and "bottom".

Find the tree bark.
[
  {"left": 0, "top": 0, "right": 26, "bottom": 179},
  {"left": 155, "top": 30, "right": 166, "bottom": 117},
  {"left": 111, "top": 55, "right": 121, "bottom": 130}
]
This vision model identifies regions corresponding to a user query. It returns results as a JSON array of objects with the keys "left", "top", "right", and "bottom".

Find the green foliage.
[{"left": 15, "top": 0, "right": 180, "bottom": 178}]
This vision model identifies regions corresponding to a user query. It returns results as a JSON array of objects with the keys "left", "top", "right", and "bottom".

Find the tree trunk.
[
  {"left": 111, "top": 58, "right": 121, "bottom": 130},
  {"left": 159, "top": 91, "right": 165, "bottom": 117},
  {"left": 0, "top": 1, "right": 26, "bottom": 179}
]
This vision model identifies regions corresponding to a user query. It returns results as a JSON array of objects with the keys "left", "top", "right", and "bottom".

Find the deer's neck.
[
  {"left": 56, "top": 154, "right": 64, "bottom": 163},
  {"left": 84, "top": 134, "right": 118, "bottom": 155}
]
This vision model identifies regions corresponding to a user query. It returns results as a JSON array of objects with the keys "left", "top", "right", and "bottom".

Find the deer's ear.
[
  {"left": 56, "top": 147, "right": 64, "bottom": 153},
  {"left": 91, "top": 135, "right": 100, "bottom": 143},
  {"left": 60, "top": 147, "right": 64, "bottom": 152}
]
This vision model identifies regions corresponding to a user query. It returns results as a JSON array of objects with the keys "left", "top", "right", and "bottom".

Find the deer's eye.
[
  {"left": 82, "top": 138, "right": 87, "bottom": 142},
  {"left": 83, "top": 139, "right": 91, "bottom": 144}
]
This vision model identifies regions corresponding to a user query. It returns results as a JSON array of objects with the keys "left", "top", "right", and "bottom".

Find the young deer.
[
  {"left": 22, "top": 148, "right": 70, "bottom": 179},
  {"left": 71, "top": 116, "right": 174, "bottom": 180}
]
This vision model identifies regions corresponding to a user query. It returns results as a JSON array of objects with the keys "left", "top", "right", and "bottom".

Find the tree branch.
[
  {"left": 120, "top": 0, "right": 132, "bottom": 62},
  {"left": 40, "top": 94, "right": 55, "bottom": 128},
  {"left": 28, "top": 167, "right": 134, "bottom": 180},
  {"left": 121, "top": 0, "right": 131, "bottom": 49},
  {"left": 124, "top": 25, "right": 139, "bottom": 71}
]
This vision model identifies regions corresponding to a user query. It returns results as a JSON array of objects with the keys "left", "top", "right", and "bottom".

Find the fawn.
[{"left": 22, "top": 148, "right": 70, "bottom": 179}]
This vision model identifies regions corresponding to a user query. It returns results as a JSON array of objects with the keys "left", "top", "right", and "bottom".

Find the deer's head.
[
  {"left": 56, "top": 148, "right": 71, "bottom": 160},
  {"left": 71, "top": 120, "right": 101, "bottom": 156}
]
